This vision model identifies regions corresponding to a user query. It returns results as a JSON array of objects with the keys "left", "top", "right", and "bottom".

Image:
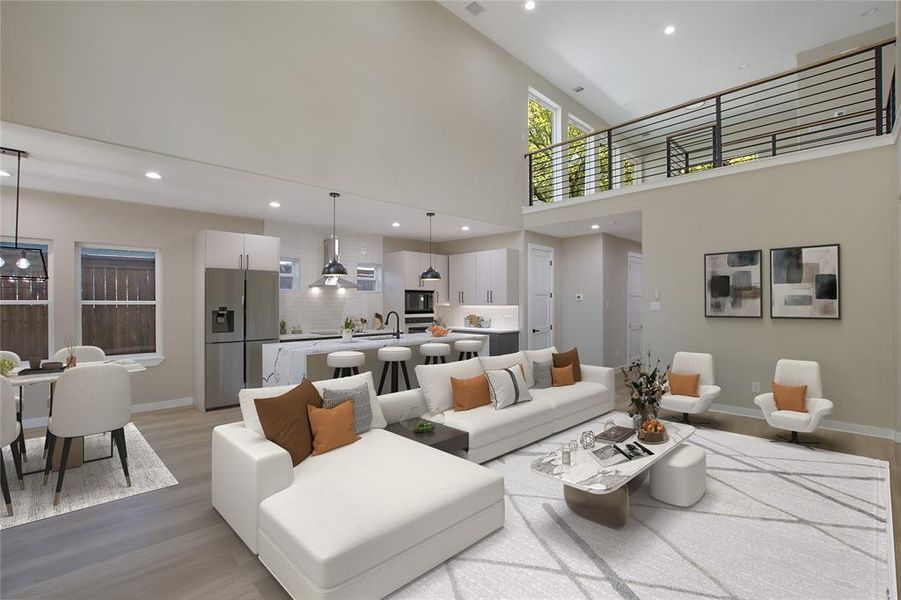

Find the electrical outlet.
[
  {"left": 751, "top": 381, "right": 761, "bottom": 393},
  {"left": 575, "top": 294, "right": 584, "bottom": 302}
]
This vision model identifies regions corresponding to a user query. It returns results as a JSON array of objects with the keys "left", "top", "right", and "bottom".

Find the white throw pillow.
[
  {"left": 238, "top": 384, "right": 295, "bottom": 437},
  {"left": 312, "top": 371, "right": 387, "bottom": 429},
  {"left": 486, "top": 365, "right": 532, "bottom": 409},
  {"left": 523, "top": 346, "right": 557, "bottom": 369},
  {"left": 479, "top": 351, "right": 534, "bottom": 388},
  {"left": 415, "top": 358, "right": 483, "bottom": 415}
]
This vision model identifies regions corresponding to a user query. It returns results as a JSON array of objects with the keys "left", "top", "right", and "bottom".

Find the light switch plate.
[
  {"left": 752, "top": 381, "right": 761, "bottom": 393},
  {"left": 649, "top": 301, "right": 661, "bottom": 312}
]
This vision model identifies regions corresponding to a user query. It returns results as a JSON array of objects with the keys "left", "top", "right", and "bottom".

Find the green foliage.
[
  {"left": 567, "top": 121, "right": 587, "bottom": 198},
  {"left": 0, "top": 358, "right": 13, "bottom": 376},
  {"left": 622, "top": 158, "right": 636, "bottom": 186},
  {"left": 343, "top": 317, "right": 355, "bottom": 331},
  {"left": 528, "top": 98, "right": 555, "bottom": 203},
  {"left": 596, "top": 143, "right": 610, "bottom": 192}
]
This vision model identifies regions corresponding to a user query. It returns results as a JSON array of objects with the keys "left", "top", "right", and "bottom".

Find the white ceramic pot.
[{"left": 341, "top": 330, "right": 353, "bottom": 342}]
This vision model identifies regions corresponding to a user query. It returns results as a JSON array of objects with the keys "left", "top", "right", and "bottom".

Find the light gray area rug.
[
  {"left": 0, "top": 423, "right": 177, "bottom": 529},
  {"left": 394, "top": 415, "right": 894, "bottom": 600}
]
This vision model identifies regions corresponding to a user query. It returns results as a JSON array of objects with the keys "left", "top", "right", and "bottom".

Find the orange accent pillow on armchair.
[
  {"left": 668, "top": 370, "right": 700, "bottom": 397},
  {"left": 773, "top": 382, "right": 807, "bottom": 412}
]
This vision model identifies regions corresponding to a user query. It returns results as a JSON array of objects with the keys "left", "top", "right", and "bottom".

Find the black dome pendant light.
[
  {"left": 420, "top": 212, "right": 441, "bottom": 281},
  {"left": 322, "top": 191, "right": 348, "bottom": 276}
]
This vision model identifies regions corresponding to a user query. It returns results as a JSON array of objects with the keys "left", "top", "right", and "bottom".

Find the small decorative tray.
[
  {"left": 638, "top": 430, "right": 669, "bottom": 444},
  {"left": 596, "top": 425, "right": 634, "bottom": 444},
  {"left": 17, "top": 365, "right": 65, "bottom": 376}
]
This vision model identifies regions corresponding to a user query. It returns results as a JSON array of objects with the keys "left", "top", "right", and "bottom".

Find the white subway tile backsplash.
[{"left": 435, "top": 304, "right": 519, "bottom": 330}]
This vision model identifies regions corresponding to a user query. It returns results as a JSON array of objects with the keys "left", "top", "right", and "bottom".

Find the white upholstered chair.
[
  {"left": 43, "top": 364, "right": 132, "bottom": 505},
  {"left": 660, "top": 352, "right": 721, "bottom": 424},
  {"left": 52, "top": 345, "right": 106, "bottom": 364},
  {"left": 1, "top": 376, "right": 24, "bottom": 515},
  {"left": 754, "top": 359, "right": 833, "bottom": 445},
  {"left": 0, "top": 351, "right": 26, "bottom": 460}
]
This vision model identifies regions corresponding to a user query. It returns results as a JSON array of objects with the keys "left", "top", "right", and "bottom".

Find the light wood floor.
[{"left": 1, "top": 377, "right": 897, "bottom": 599}]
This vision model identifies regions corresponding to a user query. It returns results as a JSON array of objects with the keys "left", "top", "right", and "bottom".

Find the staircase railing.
[{"left": 526, "top": 38, "right": 896, "bottom": 206}]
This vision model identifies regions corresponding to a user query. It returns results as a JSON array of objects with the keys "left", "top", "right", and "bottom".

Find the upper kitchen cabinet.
[
  {"left": 451, "top": 249, "right": 518, "bottom": 305},
  {"left": 422, "top": 253, "right": 449, "bottom": 305},
  {"left": 385, "top": 250, "right": 449, "bottom": 306},
  {"left": 199, "top": 230, "right": 280, "bottom": 271}
]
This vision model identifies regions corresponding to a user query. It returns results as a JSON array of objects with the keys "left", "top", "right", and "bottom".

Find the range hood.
[{"left": 309, "top": 237, "right": 357, "bottom": 288}]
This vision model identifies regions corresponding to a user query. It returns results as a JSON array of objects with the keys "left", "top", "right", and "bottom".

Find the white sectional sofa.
[{"left": 211, "top": 349, "right": 615, "bottom": 599}]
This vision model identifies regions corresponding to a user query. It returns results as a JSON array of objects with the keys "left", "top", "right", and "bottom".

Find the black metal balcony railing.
[{"left": 526, "top": 38, "right": 897, "bottom": 205}]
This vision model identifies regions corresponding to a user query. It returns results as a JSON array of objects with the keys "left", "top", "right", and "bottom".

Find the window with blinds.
[{"left": 79, "top": 246, "right": 159, "bottom": 356}]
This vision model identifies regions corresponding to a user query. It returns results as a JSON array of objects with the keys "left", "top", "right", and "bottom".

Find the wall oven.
[
  {"left": 404, "top": 290, "right": 434, "bottom": 314},
  {"left": 405, "top": 315, "right": 434, "bottom": 334}
]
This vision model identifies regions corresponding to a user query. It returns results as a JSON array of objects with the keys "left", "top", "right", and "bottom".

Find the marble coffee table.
[{"left": 531, "top": 419, "right": 694, "bottom": 528}]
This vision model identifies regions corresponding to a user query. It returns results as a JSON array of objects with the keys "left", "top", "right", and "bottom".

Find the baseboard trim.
[
  {"left": 23, "top": 397, "right": 195, "bottom": 429},
  {"left": 708, "top": 403, "right": 899, "bottom": 443}
]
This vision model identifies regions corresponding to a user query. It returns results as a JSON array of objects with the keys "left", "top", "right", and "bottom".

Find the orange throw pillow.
[
  {"left": 452, "top": 373, "right": 491, "bottom": 411},
  {"left": 551, "top": 363, "right": 575, "bottom": 386},
  {"left": 307, "top": 400, "right": 361, "bottom": 455},
  {"left": 773, "top": 382, "right": 807, "bottom": 412},
  {"left": 668, "top": 370, "right": 700, "bottom": 397},
  {"left": 553, "top": 348, "right": 582, "bottom": 382}
]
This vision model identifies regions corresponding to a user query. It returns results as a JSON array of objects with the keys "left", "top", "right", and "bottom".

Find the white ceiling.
[
  {"left": 0, "top": 123, "right": 513, "bottom": 243},
  {"left": 440, "top": 0, "right": 895, "bottom": 124},
  {"left": 527, "top": 210, "right": 641, "bottom": 241}
]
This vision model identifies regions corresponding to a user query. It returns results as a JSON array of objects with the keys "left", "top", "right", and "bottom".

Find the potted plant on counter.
[
  {"left": 341, "top": 317, "right": 355, "bottom": 342},
  {"left": 620, "top": 350, "right": 668, "bottom": 433}
]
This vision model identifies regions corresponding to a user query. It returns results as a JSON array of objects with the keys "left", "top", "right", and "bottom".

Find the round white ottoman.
[
  {"left": 377, "top": 346, "right": 413, "bottom": 394},
  {"left": 420, "top": 343, "right": 450, "bottom": 365},
  {"left": 454, "top": 339, "right": 482, "bottom": 361},
  {"left": 650, "top": 445, "right": 706, "bottom": 507},
  {"left": 326, "top": 351, "right": 365, "bottom": 378}
]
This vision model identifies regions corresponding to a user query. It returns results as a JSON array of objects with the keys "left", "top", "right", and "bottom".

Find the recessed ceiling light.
[
  {"left": 590, "top": 224, "right": 600, "bottom": 230},
  {"left": 269, "top": 200, "right": 281, "bottom": 208},
  {"left": 144, "top": 171, "right": 162, "bottom": 180},
  {"left": 461, "top": 225, "right": 470, "bottom": 231},
  {"left": 0, "top": 170, "right": 9, "bottom": 177},
  {"left": 664, "top": 25, "right": 676, "bottom": 35},
  {"left": 738, "top": 62, "right": 750, "bottom": 70},
  {"left": 861, "top": 7, "right": 878, "bottom": 17},
  {"left": 524, "top": 0, "right": 536, "bottom": 10},
  {"left": 391, "top": 222, "right": 400, "bottom": 228}
]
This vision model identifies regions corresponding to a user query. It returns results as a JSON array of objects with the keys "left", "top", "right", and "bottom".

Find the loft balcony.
[{"left": 525, "top": 38, "right": 897, "bottom": 207}]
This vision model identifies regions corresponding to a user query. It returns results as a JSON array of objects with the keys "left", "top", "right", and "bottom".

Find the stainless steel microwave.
[{"left": 404, "top": 290, "right": 434, "bottom": 314}]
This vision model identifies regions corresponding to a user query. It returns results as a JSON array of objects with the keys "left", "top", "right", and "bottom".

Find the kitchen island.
[{"left": 261, "top": 332, "right": 489, "bottom": 388}]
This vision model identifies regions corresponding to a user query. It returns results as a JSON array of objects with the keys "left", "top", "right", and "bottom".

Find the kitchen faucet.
[{"left": 385, "top": 311, "right": 401, "bottom": 339}]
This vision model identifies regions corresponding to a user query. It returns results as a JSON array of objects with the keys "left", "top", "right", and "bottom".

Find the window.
[
  {"left": 78, "top": 245, "right": 160, "bottom": 358},
  {"left": 279, "top": 258, "right": 299, "bottom": 291},
  {"left": 0, "top": 240, "right": 51, "bottom": 360},
  {"left": 596, "top": 143, "right": 610, "bottom": 192},
  {"left": 567, "top": 117, "right": 590, "bottom": 198},
  {"left": 622, "top": 157, "right": 636, "bottom": 187},
  {"left": 355, "top": 263, "right": 382, "bottom": 292},
  {"left": 528, "top": 89, "right": 561, "bottom": 203}
]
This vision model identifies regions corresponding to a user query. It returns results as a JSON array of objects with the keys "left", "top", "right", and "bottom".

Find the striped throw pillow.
[{"left": 486, "top": 365, "right": 533, "bottom": 410}]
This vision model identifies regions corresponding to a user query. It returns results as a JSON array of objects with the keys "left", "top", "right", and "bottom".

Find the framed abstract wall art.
[
  {"left": 704, "top": 250, "right": 763, "bottom": 318},
  {"left": 770, "top": 244, "right": 840, "bottom": 319}
]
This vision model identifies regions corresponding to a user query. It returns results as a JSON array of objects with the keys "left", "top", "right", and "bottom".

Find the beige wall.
[
  {"left": 557, "top": 235, "right": 604, "bottom": 366},
  {"left": 527, "top": 144, "right": 899, "bottom": 431},
  {"left": 602, "top": 234, "right": 642, "bottom": 367},
  {"left": 1, "top": 189, "right": 262, "bottom": 414},
  {"left": 0, "top": 0, "right": 605, "bottom": 228}
]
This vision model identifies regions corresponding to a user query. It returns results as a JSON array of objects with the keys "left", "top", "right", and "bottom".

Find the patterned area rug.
[
  {"left": 0, "top": 423, "right": 177, "bottom": 528},
  {"left": 393, "top": 414, "right": 894, "bottom": 600}
]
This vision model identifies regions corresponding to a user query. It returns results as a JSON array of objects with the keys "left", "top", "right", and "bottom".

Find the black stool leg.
[
  {"left": 378, "top": 362, "right": 390, "bottom": 395},
  {"left": 10, "top": 440, "right": 23, "bottom": 489},
  {"left": 53, "top": 437, "right": 73, "bottom": 506},
  {"left": 0, "top": 449, "right": 11, "bottom": 516},
  {"left": 440, "top": 355, "right": 447, "bottom": 364},
  {"left": 42, "top": 432, "right": 57, "bottom": 485},
  {"left": 333, "top": 368, "right": 340, "bottom": 379},
  {"left": 390, "top": 362, "right": 399, "bottom": 393},
  {"left": 113, "top": 428, "right": 131, "bottom": 487},
  {"left": 424, "top": 356, "right": 431, "bottom": 365},
  {"left": 458, "top": 352, "right": 464, "bottom": 361},
  {"left": 352, "top": 366, "right": 359, "bottom": 375},
  {"left": 400, "top": 361, "right": 411, "bottom": 391}
]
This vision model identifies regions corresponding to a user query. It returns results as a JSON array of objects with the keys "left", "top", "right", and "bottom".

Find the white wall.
[
  {"left": 0, "top": 0, "right": 606, "bottom": 228},
  {"left": 557, "top": 234, "right": 604, "bottom": 366},
  {"left": 602, "top": 234, "right": 643, "bottom": 367}
]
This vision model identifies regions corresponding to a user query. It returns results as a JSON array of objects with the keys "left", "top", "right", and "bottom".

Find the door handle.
[
  {"left": 239, "top": 253, "right": 244, "bottom": 270},
  {"left": 532, "top": 328, "right": 539, "bottom": 333},
  {"left": 245, "top": 254, "right": 250, "bottom": 270}
]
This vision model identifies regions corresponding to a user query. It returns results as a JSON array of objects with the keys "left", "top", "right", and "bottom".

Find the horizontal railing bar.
[
  {"left": 722, "top": 99, "right": 873, "bottom": 142},
  {"left": 721, "top": 87, "right": 874, "bottom": 135},
  {"left": 524, "top": 37, "right": 894, "bottom": 157}
]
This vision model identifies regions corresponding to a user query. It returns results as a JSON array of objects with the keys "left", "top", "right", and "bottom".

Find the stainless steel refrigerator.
[{"left": 204, "top": 268, "right": 279, "bottom": 410}]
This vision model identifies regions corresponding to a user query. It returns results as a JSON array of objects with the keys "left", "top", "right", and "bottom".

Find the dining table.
[{"left": 7, "top": 359, "right": 146, "bottom": 474}]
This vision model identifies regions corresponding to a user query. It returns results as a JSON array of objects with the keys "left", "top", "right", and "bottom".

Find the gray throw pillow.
[
  {"left": 321, "top": 383, "right": 372, "bottom": 434},
  {"left": 532, "top": 360, "right": 552, "bottom": 389}
]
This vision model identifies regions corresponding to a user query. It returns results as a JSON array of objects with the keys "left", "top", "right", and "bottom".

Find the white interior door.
[
  {"left": 627, "top": 251, "right": 643, "bottom": 363},
  {"left": 528, "top": 244, "right": 554, "bottom": 350}
]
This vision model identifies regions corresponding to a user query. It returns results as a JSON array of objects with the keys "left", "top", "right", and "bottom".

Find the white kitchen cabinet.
[
  {"left": 475, "top": 251, "right": 492, "bottom": 305},
  {"left": 422, "top": 254, "right": 449, "bottom": 305},
  {"left": 403, "top": 252, "right": 423, "bottom": 290},
  {"left": 449, "top": 252, "right": 477, "bottom": 305},
  {"left": 488, "top": 248, "right": 517, "bottom": 304},
  {"left": 200, "top": 230, "right": 280, "bottom": 272},
  {"left": 450, "top": 248, "right": 518, "bottom": 305}
]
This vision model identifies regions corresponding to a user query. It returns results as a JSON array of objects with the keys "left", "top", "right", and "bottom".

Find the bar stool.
[
  {"left": 454, "top": 339, "right": 483, "bottom": 361},
  {"left": 420, "top": 343, "right": 450, "bottom": 365},
  {"left": 377, "top": 347, "right": 412, "bottom": 394},
  {"left": 327, "top": 351, "right": 365, "bottom": 379}
]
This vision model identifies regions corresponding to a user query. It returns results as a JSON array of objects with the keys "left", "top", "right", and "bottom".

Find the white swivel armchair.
[
  {"left": 43, "top": 364, "right": 132, "bottom": 505},
  {"left": 52, "top": 345, "right": 106, "bottom": 364},
  {"left": 660, "top": 352, "right": 722, "bottom": 424},
  {"left": 754, "top": 359, "right": 833, "bottom": 445},
  {"left": 1, "top": 376, "right": 24, "bottom": 516}
]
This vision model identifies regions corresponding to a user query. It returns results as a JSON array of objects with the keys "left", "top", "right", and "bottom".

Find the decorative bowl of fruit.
[
  {"left": 638, "top": 419, "right": 668, "bottom": 444},
  {"left": 428, "top": 324, "right": 449, "bottom": 337}
]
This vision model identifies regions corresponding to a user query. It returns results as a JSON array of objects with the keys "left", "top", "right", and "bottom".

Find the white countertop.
[
  {"left": 268, "top": 331, "right": 488, "bottom": 355},
  {"left": 450, "top": 326, "right": 520, "bottom": 334}
]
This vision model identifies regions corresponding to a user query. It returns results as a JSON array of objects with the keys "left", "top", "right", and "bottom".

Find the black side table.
[{"left": 385, "top": 420, "right": 469, "bottom": 455}]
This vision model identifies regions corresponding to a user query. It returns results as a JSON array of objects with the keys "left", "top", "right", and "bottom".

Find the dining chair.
[
  {"left": 0, "top": 351, "right": 26, "bottom": 460},
  {"left": 43, "top": 364, "right": 132, "bottom": 506},
  {"left": 51, "top": 345, "right": 106, "bottom": 364},
  {"left": 1, "top": 376, "right": 24, "bottom": 516}
]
